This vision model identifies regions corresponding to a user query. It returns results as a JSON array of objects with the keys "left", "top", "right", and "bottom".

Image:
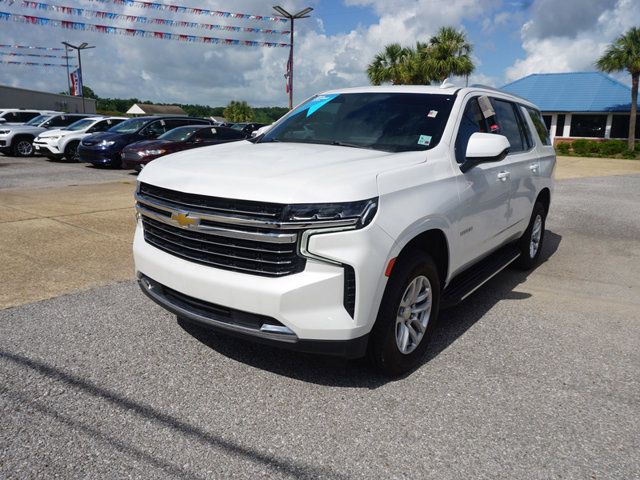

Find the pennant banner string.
[
  {"left": 13, "top": 1, "right": 291, "bottom": 35},
  {"left": 0, "top": 50, "right": 71, "bottom": 59},
  {"left": 0, "top": 11, "right": 291, "bottom": 48},
  {"left": 0, "top": 59, "right": 78, "bottom": 67},
  {"left": 88, "top": 0, "right": 288, "bottom": 24},
  {"left": 0, "top": 43, "right": 65, "bottom": 51}
]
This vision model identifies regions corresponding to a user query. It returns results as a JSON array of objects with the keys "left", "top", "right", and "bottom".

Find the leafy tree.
[
  {"left": 597, "top": 27, "right": 640, "bottom": 151},
  {"left": 82, "top": 85, "right": 98, "bottom": 99},
  {"left": 223, "top": 100, "right": 254, "bottom": 122},
  {"left": 367, "top": 27, "right": 474, "bottom": 86},
  {"left": 367, "top": 43, "right": 413, "bottom": 85},
  {"left": 421, "top": 26, "right": 474, "bottom": 83}
]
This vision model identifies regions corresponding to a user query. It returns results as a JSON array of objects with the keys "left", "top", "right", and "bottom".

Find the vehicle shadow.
[{"left": 179, "top": 231, "right": 562, "bottom": 389}]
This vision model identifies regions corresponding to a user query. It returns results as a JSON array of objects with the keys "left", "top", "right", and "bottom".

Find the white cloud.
[
  {"left": 0, "top": 0, "right": 499, "bottom": 106},
  {"left": 505, "top": 0, "right": 640, "bottom": 82}
]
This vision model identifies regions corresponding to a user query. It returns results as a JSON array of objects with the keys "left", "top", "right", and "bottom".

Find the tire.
[
  {"left": 368, "top": 249, "right": 440, "bottom": 377},
  {"left": 63, "top": 141, "right": 80, "bottom": 162},
  {"left": 11, "top": 137, "right": 34, "bottom": 157},
  {"left": 513, "top": 201, "right": 546, "bottom": 270}
]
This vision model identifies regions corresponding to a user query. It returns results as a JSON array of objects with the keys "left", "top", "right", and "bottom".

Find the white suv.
[
  {"left": 133, "top": 85, "right": 555, "bottom": 375},
  {"left": 34, "top": 116, "right": 127, "bottom": 161}
]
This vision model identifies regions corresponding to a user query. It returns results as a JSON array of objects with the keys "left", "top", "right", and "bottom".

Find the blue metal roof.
[{"left": 501, "top": 72, "right": 638, "bottom": 113}]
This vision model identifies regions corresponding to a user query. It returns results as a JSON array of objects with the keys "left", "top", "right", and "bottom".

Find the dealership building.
[
  {"left": 502, "top": 72, "right": 640, "bottom": 143},
  {"left": 0, "top": 84, "right": 96, "bottom": 114}
]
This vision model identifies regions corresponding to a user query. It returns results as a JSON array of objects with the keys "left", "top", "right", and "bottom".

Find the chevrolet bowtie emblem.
[{"left": 171, "top": 212, "right": 199, "bottom": 228}]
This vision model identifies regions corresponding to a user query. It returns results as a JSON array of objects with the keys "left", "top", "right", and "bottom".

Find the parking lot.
[{"left": 1, "top": 155, "right": 639, "bottom": 478}]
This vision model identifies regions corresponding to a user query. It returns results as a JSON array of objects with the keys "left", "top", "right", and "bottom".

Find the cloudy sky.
[{"left": 0, "top": 0, "right": 638, "bottom": 107}]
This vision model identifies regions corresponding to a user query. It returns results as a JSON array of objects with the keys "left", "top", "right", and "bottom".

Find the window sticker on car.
[
  {"left": 306, "top": 94, "right": 340, "bottom": 118},
  {"left": 478, "top": 96, "right": 495, "bottom": 119},
  {"left": 417, "top": 135, "right": 432, "bottom": 146},
  {"left": 428, "top": 110, "right": 438, "bottom": 118}
]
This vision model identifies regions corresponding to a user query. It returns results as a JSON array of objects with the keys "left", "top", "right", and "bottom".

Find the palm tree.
[
  {"left": 366, "top": 28, "right": 475, "bottom": 86},
  {"left": 366, "top": 43, "right": 413, "bottom": 85},
  {"left": 422, "top": 26, "right": 474, "bottom": 84},
  {"left": 597, "top": 27, "right": 640, "bottom": 151}
]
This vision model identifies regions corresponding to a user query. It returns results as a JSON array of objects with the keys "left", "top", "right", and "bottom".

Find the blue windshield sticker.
[
  {"left": 418, "top": 135, "right": 432, "bottom": 146},
  {"left": 305, "top": 94, "right": 339, "bottom": 117}
]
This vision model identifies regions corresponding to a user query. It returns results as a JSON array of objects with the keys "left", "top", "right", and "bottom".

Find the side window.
[
  {"left": 88, "top": 120, "right": 107, "bottom": 133},
  {"left": 144, "top": 121, "right": 167, "bottom": 137},
  {"left": 491, "top": 99, "right": 525, "bottom": 153},
  {"left": 515, "top": 105, "right": 533, "bottom": 149},
  {"left": 164, "top": 119, "right": 189, "bottom": 131},
  {"left": 194, "top": 128, "right": 218, "bottom": 140},
  {"left": 526, "top": 107, "right": 551, "bottom": 146},
  {"left": 3, "top": 112, "right": 19, "bottom": 122},
  {"left": 454, "top": 97, "right": 487, "bottom": 163},
  {"left": 16, "top": 112, "right": 39, "bottom": 122}
]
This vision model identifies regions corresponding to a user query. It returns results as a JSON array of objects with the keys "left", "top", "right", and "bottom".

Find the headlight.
[
  {"left": 98, "top": 140, "right": 116, "bottom": 147},
  {"left": 292, "top": 198, "right": 378, "bottom": 265},
  {"left": 47, "top": 136, "right": 61, "bottom": 141},
  {"left": 138, "top": 149, "right": 166, "bottom": 157},
  {"left": 0, "top": 130, "right": 10, "bottom": 135},
  {"left": 285, "top": 198, "right": 378, "bottom": 229}
]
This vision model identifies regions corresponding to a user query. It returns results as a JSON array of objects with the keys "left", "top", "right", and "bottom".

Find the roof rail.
[{"left": 469, "top": 84, "right": 530, "bottom": 103}]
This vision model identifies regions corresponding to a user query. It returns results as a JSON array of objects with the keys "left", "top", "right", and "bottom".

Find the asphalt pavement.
[
  {"left": 0, "top": 154, "right": 134, "bottom": 189},
  {"left": 1, "top": 169, "right": 639, "bottom": 478}
]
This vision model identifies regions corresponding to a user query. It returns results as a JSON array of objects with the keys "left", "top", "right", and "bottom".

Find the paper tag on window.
[
  {"left": 478, "top": 96, "right": 495, "bottom": 119},
  {"left": 427, "top": 110, "right": 438, "bottom": 118},
  {"left": 418, "top": 135, "right": 432, "bottom": 146}
]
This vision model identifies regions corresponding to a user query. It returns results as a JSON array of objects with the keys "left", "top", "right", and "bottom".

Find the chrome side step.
[{"left": 441, "top": 245, "right": 520, "bottom": 308}]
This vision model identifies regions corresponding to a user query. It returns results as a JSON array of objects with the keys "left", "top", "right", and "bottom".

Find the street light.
[
  {"left": 62, "top": 41, "right": 95, "bottom": 113},
  {"left": 273, "top": 6, "right": 313, "bottom": 110}
]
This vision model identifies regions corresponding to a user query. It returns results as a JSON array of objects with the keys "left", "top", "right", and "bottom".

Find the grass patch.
[{"left": 555, "top": 139, "right": 640, "bottom": 159}]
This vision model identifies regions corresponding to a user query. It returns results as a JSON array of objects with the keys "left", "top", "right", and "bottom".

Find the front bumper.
[
  {"left": 133, "top": 218, "right": 393, "bottom": 355},
  {"left": 34, "top": 140, "right": 60, "bottom": 156},
  {"left": 78, "top": 146, "right": 121, "bottom": 166},
  {"left": 121, "top": 152, "right": 154, "bottom": 168},
  {"left": 138, "top": 273, "right": 369, "bottom": 358}
]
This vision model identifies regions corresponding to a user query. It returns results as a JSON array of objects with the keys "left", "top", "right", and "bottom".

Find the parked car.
[
  {"left": 133, "top": 85, "right": 555, "bottom": 376},
  {"left": 122, "top": 125, "right": 246, "bottom": 171},
  {"left": 0, "top": 113, "right": 96, "bottom": 157},
  {"left": 230, "top": 122, "right": 267, "bottom": 137},
  {"left": 34, "top": 116, "right": 127, "bottom": 162},
  {"left": 0, "top": 109, "right": 60, "bottom": 126},
  {"left": 78, "top": 116, "right": 212, "bottom": 168}
]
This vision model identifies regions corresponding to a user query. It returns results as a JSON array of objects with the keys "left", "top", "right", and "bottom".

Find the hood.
[
  {"left": 37, "top": 129, "right": 67, "bottom": 139},
  {"left": 0, "top": 125, "right": 46, "bottom": 135},
  {"left": 124, "top": 139, "right": 174, "bottom": 151},
  {"left": 82, "top": 131, "right": 136, "bottom": 146},
  {"left": 138, "top": 140, "right": 426, "bottom": 204}
]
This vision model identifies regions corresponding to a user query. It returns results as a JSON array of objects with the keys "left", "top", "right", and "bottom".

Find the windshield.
[
  {"left": 231, "top": 123, "right": 247, "bottom": 131},
  {"left": 66, "top": 118, "right": 97, "bottom": 131},
  {"left": 108, "top": 118, "right": 148, "bottom": 133},
  {"left": 159, "top": 126, "right": 200, "bottom": 141},
  {"left": 260, "top": 92, "right": 455, "bottom": 152},
  {"left": 26, "top": 115, "right": 49, "bottom": 126}
]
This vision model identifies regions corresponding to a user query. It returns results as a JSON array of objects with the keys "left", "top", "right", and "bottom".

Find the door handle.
[
  {"left": 497, "top": 171, "right": 510, "bottom": 182},
  {"left": 529, "top": 163, "right": 539, "bottom": 173}
]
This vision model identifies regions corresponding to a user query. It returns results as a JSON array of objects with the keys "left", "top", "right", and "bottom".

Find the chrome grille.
[{"left": 137, "top": 183, "right": 306, "bottom": 277}]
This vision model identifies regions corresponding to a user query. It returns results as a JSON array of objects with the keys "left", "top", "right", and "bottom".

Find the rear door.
[{"left": 489, "top": 98, "right": 539, "bottom": 237}]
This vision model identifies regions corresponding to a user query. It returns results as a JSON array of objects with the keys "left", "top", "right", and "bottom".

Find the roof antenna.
[{"left": 440, "top": 78, "right": 455, "bottom": 88}]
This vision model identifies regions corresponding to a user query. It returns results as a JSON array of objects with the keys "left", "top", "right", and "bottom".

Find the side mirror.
[
  {"left": 460, "top": 133, "right": 510, "bottom": 173},
  {"left": 0, "top": 118, "right": 6, "bottom": 124}
]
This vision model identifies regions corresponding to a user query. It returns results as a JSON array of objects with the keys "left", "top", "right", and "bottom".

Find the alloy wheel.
[
  {"left": 530, "top": 214, "right": 542, "bottom": 258},
  {"left": 395, "top": 275, "right": 432, "bottom": 355}
]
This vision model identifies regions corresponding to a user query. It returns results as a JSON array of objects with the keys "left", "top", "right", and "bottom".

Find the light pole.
[
  {"left": 62, "top": 43, "right": 71, "bottom": 95},
  {"left": 62, "top": 41, "right": 95, "bottom": 113},
  {"left": 273, "top": 6, "right": 313, "bottom": 110}
]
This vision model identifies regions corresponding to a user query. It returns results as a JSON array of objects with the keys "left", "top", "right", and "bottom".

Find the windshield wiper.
[{"left": 330, "top": 141, "right": 372, "bottom": 150}]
